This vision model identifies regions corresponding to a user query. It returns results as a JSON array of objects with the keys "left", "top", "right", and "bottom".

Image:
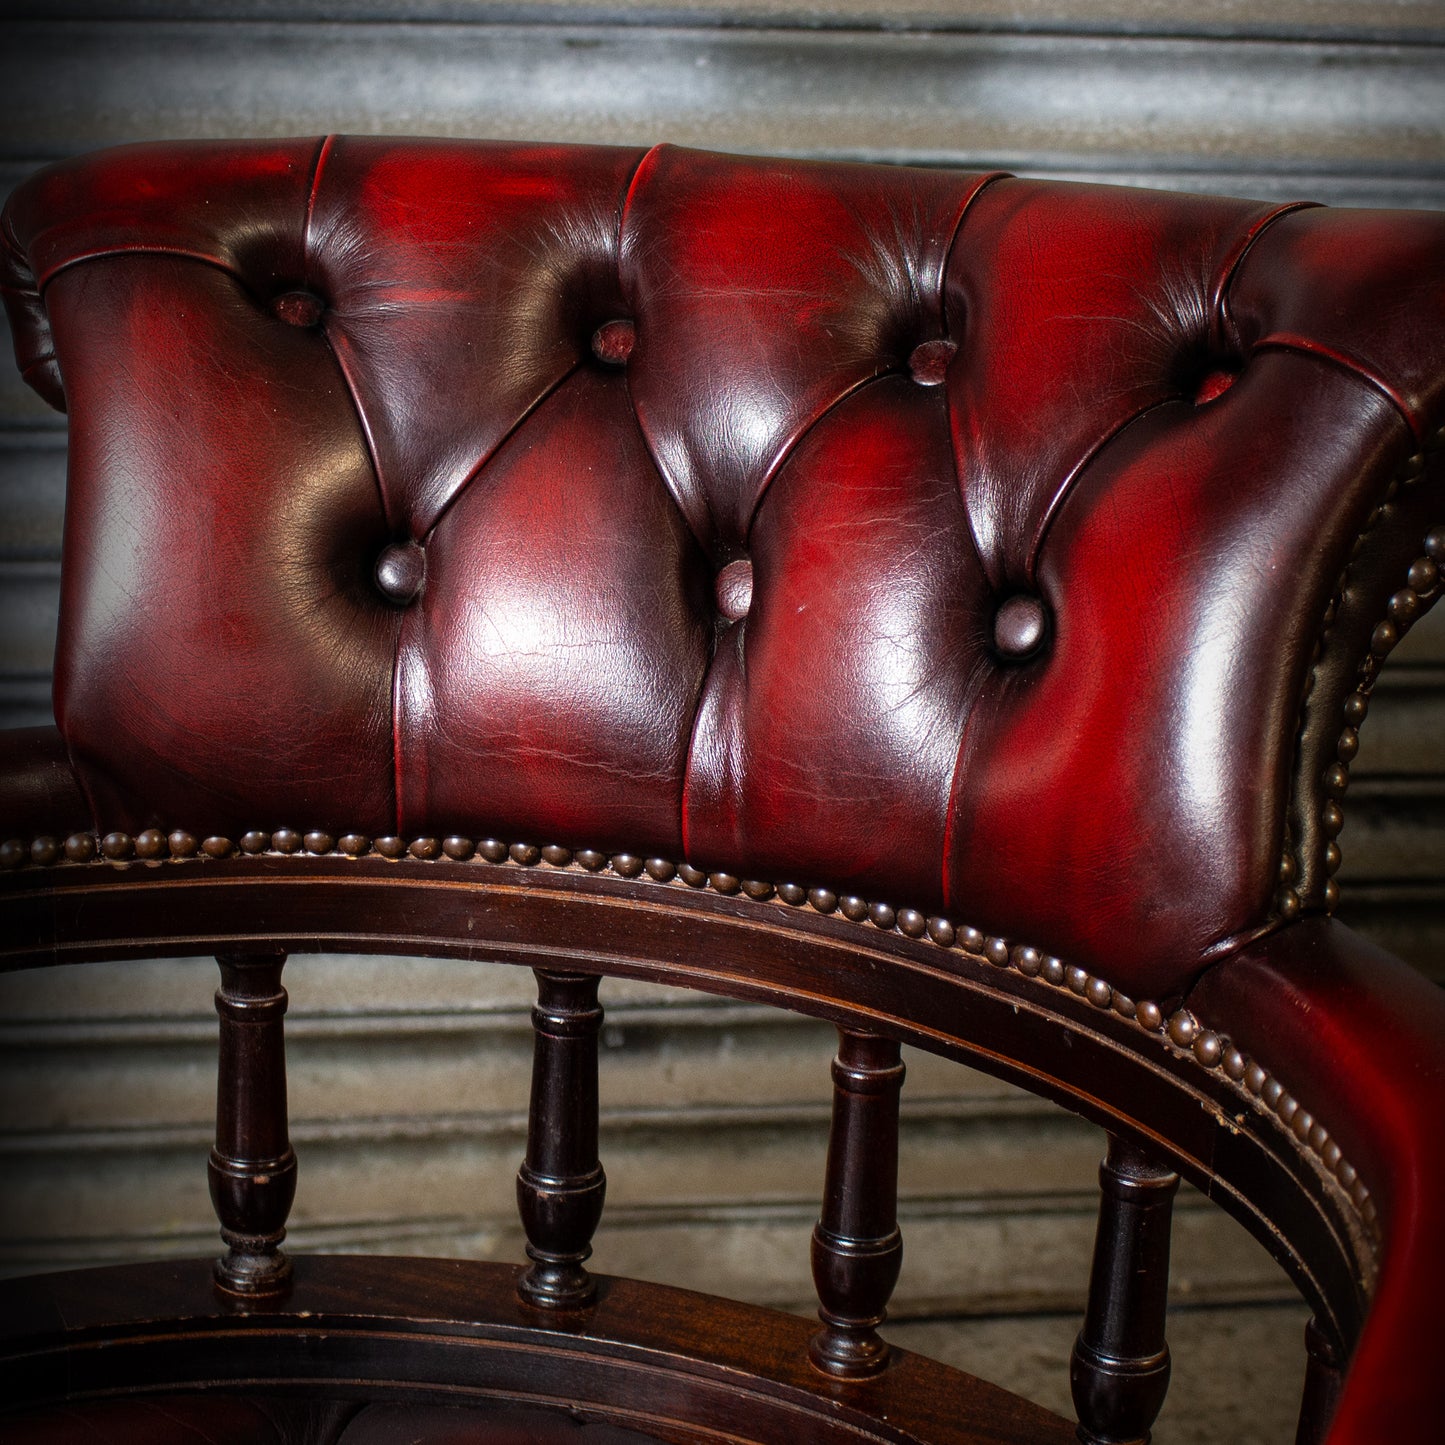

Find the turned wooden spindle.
[
  {"left": 809, "top": 1028, "right": 905, "bottom": 1378},
  {"left": 1071, "top": 1134, "right": 1179, "bottom": 1444},
  {"left": 1295, "top": 1317, "right": 1345, "bottom": 1445},
  {"left": 516, "top": 969, "right": 607, "bottom": 1308},
  {"left": 209, "top": 947, "right": 297, "bottom": 1298}
]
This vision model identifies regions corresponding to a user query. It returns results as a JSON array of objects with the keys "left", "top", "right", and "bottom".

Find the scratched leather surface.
[{"left": 3, "top": 137, "right": 1443, "bottom": 998}]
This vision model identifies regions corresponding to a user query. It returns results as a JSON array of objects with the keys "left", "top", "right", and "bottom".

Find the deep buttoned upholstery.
[
  {"left": 6, "top": 138, "right": 1442, "bottom": 1001},
  {"left": 3, "top": 139, "right": 1445, "bottom": 1442}
]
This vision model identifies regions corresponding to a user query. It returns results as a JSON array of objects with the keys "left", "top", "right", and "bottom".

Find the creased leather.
[
  {"left": 2, "top": 139, "right": 1442, "bottom": 999},
  {"left": 1188, "top": 920, "right": 1445, "bottom": 1444}
]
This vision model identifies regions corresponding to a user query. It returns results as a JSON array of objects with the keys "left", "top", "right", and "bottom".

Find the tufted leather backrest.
[{"left": 3, "top": 138, "right": 1443, "bottom": 1000}]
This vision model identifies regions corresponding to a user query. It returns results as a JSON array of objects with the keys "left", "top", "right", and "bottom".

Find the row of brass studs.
[
  {"left": 0, "top": 822, "right": 1377, "bottom": 1250},
  {"left": 1287, "top": 426, "right": 1444, "bottom": 920},
  {"left": 1319, "top": 523, "right": 1443, "bottom": 914}
]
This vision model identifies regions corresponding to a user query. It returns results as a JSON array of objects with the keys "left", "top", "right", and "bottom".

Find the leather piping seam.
[
  {"left": 743, "top": 176, "right": 1009, "bottom": 549},
  {"left": 302, "top": 133, "right": 335, "bottom": 288},
  {"left": 418, "top": 359, "right": 586, "bottom": 546},
  {"left": 1280, "top": 433, "right": 1444, "bottom": 923},
  {"left": 933, "top": 177, "right": 1005, "bottom": 602},
  {"left": 1249, "top": 335, "right": 1417, "bottom": 442},
  {"left": 0, "top": 826, "right": 1379, "bottom": 1266},
  {"left": 17, "top": 244, "right": 244, "bottom": 296},
  {"left": 414, "top": 155, "right": 655, "bottom": 546},
  {"left": 1025, "top": 393, "right": 1177, "bottom": 583},
  {"left": 1025, "top": 203, "right": 1317, "bottom": 583},
  {"left": 611, "top": 143, "right": 715, "bottom": 553},
  {"left": 742, "top": 368, "right": 898, "bottom": 548},
  {"left": 935, "top": 169, "right": 1013, "bottom": 337},
  {"left": 1211, "top": 200, "right": 1320, "bottom": 354}
]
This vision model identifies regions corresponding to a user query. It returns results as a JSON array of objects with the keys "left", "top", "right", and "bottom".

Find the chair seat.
[
  {"left": 0, "top": 1256, "right": 1077, "bottom": 1445},
  {"left": 5, "top": 1396, "right": 669, "bottom": 1445}
]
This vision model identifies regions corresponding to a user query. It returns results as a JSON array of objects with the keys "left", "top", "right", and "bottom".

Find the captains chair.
[{"left": 1, "top": 138, "right": 1443, "bottom": 1444}]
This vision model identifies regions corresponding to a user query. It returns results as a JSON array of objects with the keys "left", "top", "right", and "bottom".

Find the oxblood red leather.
[
  {"left": 0, "top": 727, "right": 89, "bottom": 840},
  {"left": 2, "top": 137, "right": 1442, "bottom": 1006},
  {"left": 1187, "top": 920, "right": 1445, "bottom": 1441},
  {"left": 2, "top": 133, "right": 1444, "bottom": 1445}
]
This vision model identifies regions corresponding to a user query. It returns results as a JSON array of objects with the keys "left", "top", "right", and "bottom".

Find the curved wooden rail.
[{"left": 0, "top": 847, "right": 1372, "bottom": 1365}]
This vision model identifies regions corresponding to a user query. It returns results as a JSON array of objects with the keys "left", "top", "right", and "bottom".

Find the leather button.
[
  {"left": 908, "top": 339, "right": 956, "bottom": 386},
  {"left": 375, "top": 540, "right": 427, "bottom": 604},
  {"left": 715, "top": 558, "right": 753, "bottom": 621},
  {"left": 993, "top": 594, "right": 1049, "bottom": 660},
  {"left": 271, "top": 290, "right": 325, "bottom": 328},
  {"left": 591, "top": 319, "right": 635, "bottom": 365},
  {"left": 1194, "top": 366, "right": 1237, "bottom": 404}
]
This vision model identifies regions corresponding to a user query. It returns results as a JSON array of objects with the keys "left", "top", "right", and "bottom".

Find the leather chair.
[{"left": 1, "top": 137, "right": 1442, "bottom": 1444}]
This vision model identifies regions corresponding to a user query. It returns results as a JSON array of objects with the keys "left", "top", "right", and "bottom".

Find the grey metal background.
[{"left": 0, "top": 6, "right": 1441, "bottom": 1435}]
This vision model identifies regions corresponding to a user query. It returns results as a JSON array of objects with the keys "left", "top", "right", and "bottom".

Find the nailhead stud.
[
  {"left": 926, "top": 917, "right": 955, "bottom": 947},
  {"left": 1167, "top": 1011, "right": 1198, "bottom": 1048},
  {"left": 1193, "top": 1032, "right": 1222, "bottom": 1067},
  {"left": 808, "top": 887, "right": 838, "bottom": 914},
  {"left": 897, "top": 908, "right": 927, "bottom": 938}
]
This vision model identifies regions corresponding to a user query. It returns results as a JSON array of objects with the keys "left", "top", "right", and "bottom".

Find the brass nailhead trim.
[
  {"left": 1289, "top": 428, "right": 1443, "bottom": 919},
  {"left": 1318, "top": 522, "right": 1442, "bottom": 913},
  {"left": 1, "top": 822, "right": 1378, "bottom": 1253}
]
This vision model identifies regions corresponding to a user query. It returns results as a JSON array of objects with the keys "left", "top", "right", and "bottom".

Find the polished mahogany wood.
[
  {"left": 809, "top": 1028, "right": 906, "bottom": 1378},
  {"left": 208, "top": 947, "right": 297, "bottom": 1298},
  {"left": 3, "top": 134, "right": 1444, "bottom": 1440},
  {"left": 1071, "top": 1134, "right": 1179, "bottom": 1444},
  {"left": 0, "top": 852, "right": 1373, "bottom": 1358},
  {"left": 516, "top": 969, "right": 607, "bottom": 1308},
  {"left": 0, "top": 1256, "right": 1079, "bottom": 1443},
  {"left": 1296, "top": 1317, "right": 1345, "bottom": 1445}
]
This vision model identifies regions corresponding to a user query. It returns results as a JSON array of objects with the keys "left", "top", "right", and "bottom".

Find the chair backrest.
[{"left": 1, "top": 137, "right": 1444, "bottom": 1445}]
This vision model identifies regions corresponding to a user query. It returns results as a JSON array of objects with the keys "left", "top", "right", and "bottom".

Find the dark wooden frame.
[{"left": 0, "top": 849, "right": 1373, "bottom": 1365}]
